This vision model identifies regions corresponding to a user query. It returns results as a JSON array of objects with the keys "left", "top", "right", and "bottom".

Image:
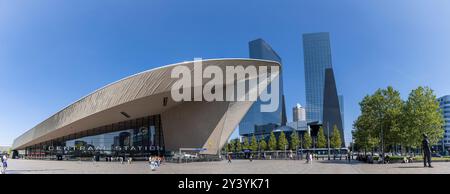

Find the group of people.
[
  {"left": 102, "top": 156, "right": 133, "bottom": 164},
  {"left": 148, "top": 156, "right": 163, "bottom": 171},
  {"left": 1, "top": 155, "right": 8, "bottom": 174},
  {"left": 354, "top": 133, "right": 434, "bottom": 168}
]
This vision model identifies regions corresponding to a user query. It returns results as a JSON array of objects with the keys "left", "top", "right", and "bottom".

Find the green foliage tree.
[
  {"left": 243, "top": 137, "right": 249, "bottom": 150},
  {"left": 330, "top": 125, "right": 342, "bottom": 149},
  {"left": 303, "top": 133, "right": 312, "bottom": 149},
  {"left": 317, "top": 127, "right": 327, "bottom": 148},
  {"left": 278, "top": 131, "right": 288, "bottom": 150},
  {"left": 401, "top": 86, "right": 444, "bottom": 148},
  {"left": 353, "top": 86, "right": 444, "bottom": 155},
  {"left": 290, "top": 131, "right": 300, "bottom": 150},
  {"left": 259, "top": 139, "right": 267, "bottom": 151},
  {"left": 353, "top": 118, "right": 380, "bottom": 155},
  {"left": 235, "top": 139, "right": 242, "bottom": 152},
  {"left": 353, "top": 86, "right": 403, "bottom": 154},
  {"left": 229, "top": 139, "right": 236, "bottom": 152},
  {"left": 268, "top": 132, "right": 277, "bottom": 151},
  {"left": 223, "top": 142, "right": 229, "bottom": 152},
  {"left": 250, "top": 135, "right": 258, "bottom": 151}
]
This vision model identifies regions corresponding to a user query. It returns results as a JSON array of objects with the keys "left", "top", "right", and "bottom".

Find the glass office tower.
[
  {"left": 303, "top": 32, "right": 333, "bottom": 124},
  {"left": 239, "top": 39, "right": 287, "bottom": 136}
]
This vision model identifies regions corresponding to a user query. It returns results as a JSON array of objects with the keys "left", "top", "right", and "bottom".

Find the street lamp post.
[
  {"left": 327, "top": 122, "right": 331, "bottom": 160},
  {"left": 381, "top": 124, "right": 384, "bottom": 163},
  {"left": 300, "top": 134, "right": 303, "bottom": 160},
  {"left": 351, "top": 132, "right": 355, "bottom": 160},
  {"left": 375, "top": 102, "right": 385, "bottom": 164},
  {"left": 379, "top": 113, "right": 385, "bottom": 164},
  {"left": 284, "top": 144, "right": 287, "bottom": 160}
]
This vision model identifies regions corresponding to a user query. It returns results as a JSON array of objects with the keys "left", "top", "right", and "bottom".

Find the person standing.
[
  {"left": 422, "top": 134, "right": 433, "bottom": 168},
  {"left": 347, "top": 151, "right": 351, "bottom": 163},
  {"left": 1, "top": 155, "right": 7, "bottom": 174},
  {"left": 309, "top": 152, "right": 313, "bottom": 164},
  {"left": 156, "top": 156, "right": 161, "bottom": 167}
]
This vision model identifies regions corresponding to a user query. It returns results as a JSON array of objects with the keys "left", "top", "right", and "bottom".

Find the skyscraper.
[
  {"left": 303, "top": 32, "right": 333, "bottom": 124},
  {"left": 323, "top": 68, "right": 345, "bottom": 146},
  {"left": 239, "top": 38, "right": 287, "bottom": 136},
  {"left": 338, "top": 94, "right": 344, "bottom": 130},
  {"left": 303, "top": 32, "right": 344, "bottom": 145},
  {"left": 293, "top": 103, "right": 306, "bottom": 122}
]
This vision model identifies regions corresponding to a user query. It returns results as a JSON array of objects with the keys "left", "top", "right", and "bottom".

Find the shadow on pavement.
[
  {"left": 316, "top": 160, "right": 363, "bottom": 165},
  {"left": 396, "top": 166, "right": 427, "bottom": 169},
  {"left": 5, "top": 169, "right": 66, "bottom": 174}
]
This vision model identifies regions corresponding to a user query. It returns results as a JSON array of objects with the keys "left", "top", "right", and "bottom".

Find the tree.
[
  {"left": 353, "top": 107, "right": 379, "bottom": 154},
  {"left": 223, "top": 142, "right": 229, "bottom": 153},
  {"left": 268, "top": 132, "right": 277, "bottom": 151},
  {"left": 303, "top": 133, "right": 312, "bottom": 149},
  {"left": 330, "top": 125, "right": 342, "bottom": 149},
  {"left": 402, "top": 86, "right": 444, "bottom": 148},
  {"left": 235, "top": 139, "right": 242, "bottom": 152},
  {"left": 243, "top": 137, "right": 249, "bottom": 150},
  {"left": 259, "top": 139, "right": 267, "bottom": 151},
  {"left": 317, "top": 127, "right": 327, "bottom": 148},
  {"left": 228, "top": 139, "right": 236, "bottom": 152},
  {"left": 278, "top": 131, "right": 288, "bottom": 150},
  {"left": 250, "top": 135, "right": 258, "bottom": 151},
  {"left": 290, "top": 131, "right": 300, "bottom": 151},
  {"left": 353, "top": 86, "right": 444, "bottom": 156},
  {"left": 353, "top": 86, "right": 403, "bottom": 155}
]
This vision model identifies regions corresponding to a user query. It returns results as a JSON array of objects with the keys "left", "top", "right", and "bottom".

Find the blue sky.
[{"left": 1, "top": 0, "right": 450, "bottom": 146}]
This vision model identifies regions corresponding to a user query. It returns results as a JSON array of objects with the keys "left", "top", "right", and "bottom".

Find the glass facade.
[
  {"left": 24, "top": 115, "right": 165, "bottom": 160},
  {"left": 239, "top": 38, "right": 286, "bottom": 135},
  {"left": 303, "top": 32, "right": 333, "bottom": 124},
  {"left": 439, "top": 95, "right": 450, "bottom": 147}
]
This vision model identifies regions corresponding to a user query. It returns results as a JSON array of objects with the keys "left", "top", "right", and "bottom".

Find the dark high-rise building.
[
  {"left": 239, "top": 38, "right": 287, "bottom": 136},
  {"left": 338, "top": 94, "right": 345, "bottom": 131},
  {"left": 303, "top": 32, "right": 333, "bottom": 124},
  {"left": 322, "top": 68, "right": 345, "bottom": 146}
]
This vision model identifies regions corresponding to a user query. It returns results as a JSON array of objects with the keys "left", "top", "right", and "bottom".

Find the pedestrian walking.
[
  {"left": 227, "top": 153, "right": 232, "bottom": 163},
  {"left": 305, "top": 152, "right": 310, "bottom": 164}
]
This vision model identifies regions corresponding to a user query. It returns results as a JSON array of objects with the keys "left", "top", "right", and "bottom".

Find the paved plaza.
[{"left": 3, "top": 159, "right": 450, "bottom": 174}]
